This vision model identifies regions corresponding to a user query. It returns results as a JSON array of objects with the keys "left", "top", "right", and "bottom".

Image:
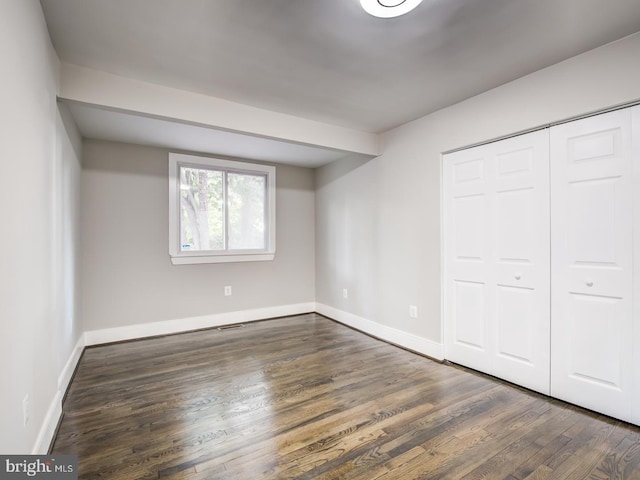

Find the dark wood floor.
[{"left": 51, "top": 313, "right": 640, "bottom": 479}]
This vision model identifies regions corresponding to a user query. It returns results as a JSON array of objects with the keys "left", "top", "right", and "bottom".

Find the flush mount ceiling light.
[{"left": 360, "top": 0, "right": 423, "bottom": 18}]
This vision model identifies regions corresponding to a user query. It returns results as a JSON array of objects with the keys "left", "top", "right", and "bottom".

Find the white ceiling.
[{"left": 41, "top": 0, "right": 640, "bottom": 164}]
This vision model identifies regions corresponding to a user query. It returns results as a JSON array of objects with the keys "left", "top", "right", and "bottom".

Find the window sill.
[{"left": 170, "top": 253, "right": 275, "bottom": 265}]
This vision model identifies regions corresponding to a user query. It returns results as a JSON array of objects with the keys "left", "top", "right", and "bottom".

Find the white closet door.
[
  {"left": 634, "top": 106, "right": 640, "bottom": 426},
  {"left": 444, "top": 130, "right": 550, "bottom": 394},
  {"left": 550, "top": 108, "right": 634, "bottom": 422},
  {"left": 443, "top": 145, "right": 494, "bottom": 374},
  {"left": 491, "top": 132, "right": 550, "bottom": 392}
]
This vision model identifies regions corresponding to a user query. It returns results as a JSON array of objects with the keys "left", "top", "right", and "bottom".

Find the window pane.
[
  {"left": 179, "top": 167, "right": 224, "bottom": 251},
  {"left": 228, "top": 173, "right": 266, "bottom": 250}
]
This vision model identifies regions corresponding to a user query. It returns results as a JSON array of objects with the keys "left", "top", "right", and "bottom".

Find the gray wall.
[
  {"left": 316, "top": 32, "right": 640, "bottom": 344},
  {"left": 0, "top": 1, "right": 83, "bottom": 453},
  {"left": 81, "top": 140, "right": 316, "bottom": 331}
]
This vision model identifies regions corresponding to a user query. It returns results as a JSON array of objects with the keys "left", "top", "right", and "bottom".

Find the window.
[{"left": 169, "top": 153, "right": 276, "bottom": 264}]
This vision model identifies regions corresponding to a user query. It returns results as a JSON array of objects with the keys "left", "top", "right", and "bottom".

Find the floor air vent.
[{"left": 217, "top": 324, "right": 245, "bottom": 331}]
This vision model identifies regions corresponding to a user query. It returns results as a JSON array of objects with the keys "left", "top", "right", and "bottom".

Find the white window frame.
[{"left": 169, "top": 153, "right": 276, "bottom": 265}]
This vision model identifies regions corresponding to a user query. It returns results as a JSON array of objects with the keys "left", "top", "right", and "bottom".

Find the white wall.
[
  {"left": 0, "top": 1, "right": 83, "bottom": 453},
  {"left": 316, "top": 32, "right": 640, "bottom": 351},
  {"left": 81, "top": 141, "right": 316, "bottom": 335}
]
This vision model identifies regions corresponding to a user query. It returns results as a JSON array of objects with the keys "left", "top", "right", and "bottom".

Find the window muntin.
[{"left": 169, "top": 153, "right": 275, "bottom": 264}]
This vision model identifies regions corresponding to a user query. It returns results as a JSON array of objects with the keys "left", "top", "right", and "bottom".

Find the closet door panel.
[
  {"left": 633, "top": 106, "right": 640, "bottom": 426},
  {"left": 444, "top": 147, "right": 493, "bottom": 373},
  {"left": 550, "top": 109, "right": 634, "bottom": 422},
  {"left": 495, "top": 285, "right": 536, "bottom": 363},
  {"left": 491, "top": 131, "right": 550, "bottom": 394}
]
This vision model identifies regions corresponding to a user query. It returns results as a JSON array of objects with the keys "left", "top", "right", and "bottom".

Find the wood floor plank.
[
  {"left": 522, "top": 464, "right": 554, "bottom": 480},
  {"left": 51, "top": 313, "right": 640, "bottom": 479}
]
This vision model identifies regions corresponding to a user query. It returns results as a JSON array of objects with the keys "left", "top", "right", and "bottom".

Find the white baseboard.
[
  {"left": 315, "top": 303, "right": 444, "bottom": 361},
  {"left": 32, "top": 391, "right": 62, "bottom": 454},
  {"left": 57, "top": 335, "right": 86, "bottom": 395},
  {"left": 32, "top": 335, "right": 85, "bottom": 454},
  {"left": 84, "top": 303, "right": 316, "bottom": 346}
]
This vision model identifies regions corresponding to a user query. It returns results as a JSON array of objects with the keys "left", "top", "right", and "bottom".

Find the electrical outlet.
[
  {"left": 409, "top": 305, "right": 418, "bottom": 319},
  {"left": 224, "top": 286, "right": 232, "bottom": 296},
  {"left": 343, "top": 289, "right": 349, "bottom": 299},
  {"left": 22, "top": 394, "right": 29, "bottom": 427}
]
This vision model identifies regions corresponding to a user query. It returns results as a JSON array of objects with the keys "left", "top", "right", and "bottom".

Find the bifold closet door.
[
  {"left": 634, "top": 106, "right": 640, "bottom": 427},
  {"left": 443, "top": 130, "right": 550, "bottom": 394},
  {"left": 550, "top": 108, "right": 635, "bottom": 423}
]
